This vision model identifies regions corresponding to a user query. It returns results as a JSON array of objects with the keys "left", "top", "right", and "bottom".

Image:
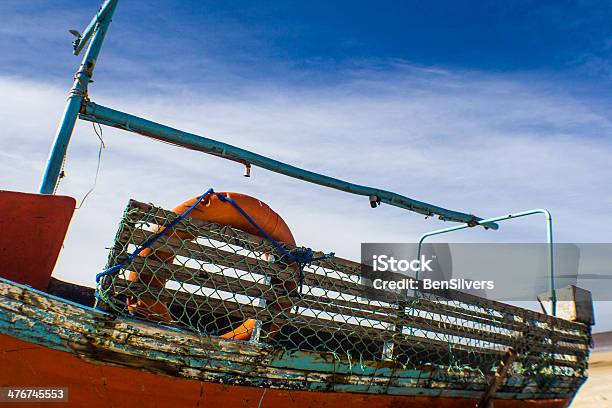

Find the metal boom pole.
[{"left": 79, "top": 101, "right": 498, "bottom": 228}]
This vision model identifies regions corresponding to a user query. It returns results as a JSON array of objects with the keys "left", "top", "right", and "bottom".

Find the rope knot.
[{"left": 289, "top": 247, "right": 314, "bottom": 267}]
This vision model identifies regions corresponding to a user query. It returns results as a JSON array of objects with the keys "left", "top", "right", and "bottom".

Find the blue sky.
[
  {"left": 1, "top": 1, "right": 611, "bottom": 328},
  {"left": 3, "top": 1, "right": 612, "bottom": 91}
]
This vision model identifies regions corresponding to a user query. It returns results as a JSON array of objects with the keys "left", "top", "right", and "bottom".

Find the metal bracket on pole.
[
  {"left": 416, "top": 209, "right": 556, "bottom": 316},
  {"left": 72, "top": 0, "right": 117, "bottom": 56}
]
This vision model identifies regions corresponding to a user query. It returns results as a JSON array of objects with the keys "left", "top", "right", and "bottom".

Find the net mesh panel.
[{"left": 96, "top": 200, "right": 590, "bottom": 396}]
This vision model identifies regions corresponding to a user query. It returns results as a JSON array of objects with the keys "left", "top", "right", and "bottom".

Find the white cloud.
[{"left": 1, "top": 67, "right": 611, "bottom": 328}]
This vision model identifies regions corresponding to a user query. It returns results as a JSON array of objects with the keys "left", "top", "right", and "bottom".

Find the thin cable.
[{"left": 77, "top": 122, "right": 106, "bottom": 209}]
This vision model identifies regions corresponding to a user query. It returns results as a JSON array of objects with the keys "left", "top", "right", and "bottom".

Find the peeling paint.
[{"left": 0, "top": 278, "right": 586, "bottom": 401}]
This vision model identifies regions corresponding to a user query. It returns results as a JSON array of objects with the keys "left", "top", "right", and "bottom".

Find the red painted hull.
[
  {"left": 0, "top": 334, "right": 569, "bottom": 408},
  {"left": 0, "top": 191, "right": 75, "bottom": 291}
]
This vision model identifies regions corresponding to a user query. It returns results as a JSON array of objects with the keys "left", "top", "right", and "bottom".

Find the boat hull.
[
  {"left": 0, "top": 333, "right": 569, "bottom": 408},
  {"left": 0, "top": 276, "right": 583, "bottom": 407}
]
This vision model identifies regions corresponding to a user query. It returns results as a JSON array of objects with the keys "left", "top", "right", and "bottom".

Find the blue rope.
[
  {"left": 96, "top": 188, "right": 215, "bottom": 282},
  {"left": 96, "top": 188, "right": 335, "bottom": 285},
  {"left": 215, "top": 193, "right": 334, "bottom": 268}
]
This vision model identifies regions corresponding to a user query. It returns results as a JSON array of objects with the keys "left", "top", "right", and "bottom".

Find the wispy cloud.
[{"left": 1, "top": 64, "right": 611, "bottom": 327}]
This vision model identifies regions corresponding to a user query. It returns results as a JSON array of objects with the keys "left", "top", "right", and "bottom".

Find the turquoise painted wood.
[{"left": 0, "top": 277, "right": 585, "bottom": 401}]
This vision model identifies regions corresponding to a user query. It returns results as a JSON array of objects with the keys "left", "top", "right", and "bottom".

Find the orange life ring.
[{"left": 127, "top": 192, "right": 296, "bottom": 341}]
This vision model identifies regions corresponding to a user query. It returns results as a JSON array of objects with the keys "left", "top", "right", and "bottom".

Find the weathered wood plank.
[
  {"left": 0, "top": 278, "right": 589, "bottom": 392},
  {"left": 111, "top": 279, "right": 268, "bottom": 321},
  {"left": 126, "top": 255, "right": 274, "bottom": 300}
]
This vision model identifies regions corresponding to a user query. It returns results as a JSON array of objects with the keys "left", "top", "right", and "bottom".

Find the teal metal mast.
[{"left": 39, "top": 0, "right": 118, "bottom": 194}]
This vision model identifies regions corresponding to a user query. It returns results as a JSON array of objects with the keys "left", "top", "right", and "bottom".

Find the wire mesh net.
[{"left": 96, "top": 199, "right": 590, "bottom": 396}]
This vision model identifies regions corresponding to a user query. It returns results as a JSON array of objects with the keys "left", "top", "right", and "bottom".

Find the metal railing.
[{"left": 416, "top": 209, "right": 556, "bottom": 315}]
